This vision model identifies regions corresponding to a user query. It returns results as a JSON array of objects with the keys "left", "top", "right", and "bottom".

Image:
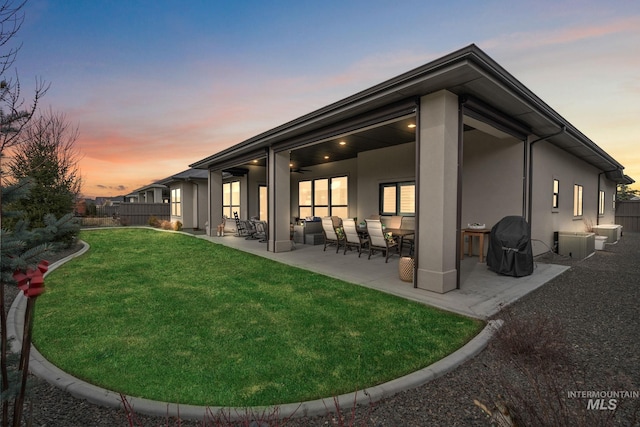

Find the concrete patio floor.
[{"left": 195, "top": 233, "right": 569, "bottom": 319}]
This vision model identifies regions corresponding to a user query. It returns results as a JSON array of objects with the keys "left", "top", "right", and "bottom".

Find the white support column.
[
  {"left": 416, "top": 90, "right": 460, "bottom": 293},
  {"left": 268, "top": 148, "right": 291, "bottom": 252},
  {"left": 209, "top": 170, "right": 223, "bottom": 237},
  {"left": 154, "top": 187, "right": 163, "bottom": 203}
]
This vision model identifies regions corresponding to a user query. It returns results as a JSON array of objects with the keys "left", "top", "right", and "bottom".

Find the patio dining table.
[
  {"left": 382, "top": 228, "right": 415, "bottom": 255},
  {"left": 356, "top": 224, "right": 415, "bottom": 255}
]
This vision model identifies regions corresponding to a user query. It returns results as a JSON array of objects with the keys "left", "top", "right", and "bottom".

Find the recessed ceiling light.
[
  {"left": 289, "top": 163, "right": 293, "bottom": 167},
  {"left": 252, "top": 159, "right": 258, "bottom": 163},
  {"left": 339, "top": 141, "right": 346, "bottom": 145},
  {"left": 324, "top": 155, "right": 330, "bottom": 160},
  {"left": 408, "top": 124, "right": 416, "bottom": 128}
]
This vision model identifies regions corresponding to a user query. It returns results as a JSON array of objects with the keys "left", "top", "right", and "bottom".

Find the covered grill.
[{"left": 486, "top": 216, "right": 533, "bottom": 277}]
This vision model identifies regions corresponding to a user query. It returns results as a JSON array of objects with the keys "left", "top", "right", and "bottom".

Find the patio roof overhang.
[
  {"left": 190, "top": 44, "right": 630, "bottom": 181},
  {"left": 129, "top": 183, "right": 168, "bottom": 193},
  {"left": 156, "top": 168, "right": 209, "bottom": 186}
]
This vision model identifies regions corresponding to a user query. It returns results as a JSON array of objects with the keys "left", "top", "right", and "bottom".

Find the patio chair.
[
  {"left": 365, "top": 219, "right": 398, "bottom": 262},
  {"left": 243, "top": 218, "right": 260, "bottom": 240},
  {"left": 253, "top": 221, "right": 268, "bottom": 242},
  {"left": 342, "top": 218, "right": 368, "bottom": 257},
  {"left": 321, "top": 217, "right": 344, "bottom": 253},
  {"left": 233, "top": 212, "right": 256, "bottom": 239}
]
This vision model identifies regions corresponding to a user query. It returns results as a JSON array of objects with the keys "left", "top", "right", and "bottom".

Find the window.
[
  {"left": 259, "top": 185, "right": 268, "bottom": 221},
  {"left": 598, "top": 190, "right": 605, "bottom": 215},
  {"left": 552, "top": 179, "right": 559, "bottom": 209},
  {"left": 380, "top": 182, "right": 415, "bottom": 215},
  {"left": 298, "top": 180, "right": 312, "bottom": 218},
  {"left": 171, "top": 188, "right": 181, "bottom": 217},
  {"left": 314, "top": 178, "right": 329, "bottom": 217},
  {"left": 331, "top": 176, "right": 348, "bottom": 219},
  {"left": 298, "top": 176, "right": 348, "bottom": 218},
  {"left": 223, "top": 181, "right": 240, "bottom": 219},
  {"left": 573, "top": 184, "right": 583, "bottom": 217}
]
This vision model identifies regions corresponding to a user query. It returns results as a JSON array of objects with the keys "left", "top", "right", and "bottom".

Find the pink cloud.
[{"left": 483, "top": 15, "right": 640, "bottom": 52}]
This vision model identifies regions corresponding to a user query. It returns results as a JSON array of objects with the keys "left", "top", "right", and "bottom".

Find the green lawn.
[{"left": 33, "top": 228, "right": 483, "bottom": 407}]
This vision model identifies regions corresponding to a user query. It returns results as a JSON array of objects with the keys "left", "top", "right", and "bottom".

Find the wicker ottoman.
[{"left": 398, "top": 256, "right": 414, "bottom": 282}]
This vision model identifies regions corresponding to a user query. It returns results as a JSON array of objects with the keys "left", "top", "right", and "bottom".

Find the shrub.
[
  {"left": 492, "top": 311, "right": 569, "bottom": 365},
  {"left": 148, "top": 216, "right": 160, "bottom": 227},
  {"left": 475, "top": 312, "right": 639, "bottom": 426},
  {"left": 174, "top": 220, "right": 182, "bottom": 231},
  {"left": 81, "top": 217, "right": 121, "bottom": 227}
]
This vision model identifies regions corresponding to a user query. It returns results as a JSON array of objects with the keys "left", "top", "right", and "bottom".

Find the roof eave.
[{"left": 190, "top": 44, "right": 629, "bottom": 178}]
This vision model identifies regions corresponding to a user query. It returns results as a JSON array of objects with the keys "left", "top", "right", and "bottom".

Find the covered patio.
[
  {"left": 189, "top": 45, "right": 629, "bottom": 297},
  {"left": 195, "top": 233, "right": 569, "bottom": 320}
]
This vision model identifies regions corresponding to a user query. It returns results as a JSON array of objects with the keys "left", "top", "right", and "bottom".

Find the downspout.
[
  {"left": 527, "top": 126, "right": 566, "bottom": 228},
  {"left": 193, "top": 180, "right": 199, "bottom": 230},
  {"left": 455, "top": 100, "right": 464, "bottom": 289},
  {"left": 413, "top": 99, "right": 420, "bottom": 289},
  {"left": 522, "top": 139, "right": 527, "bottom": 217},
  {"left": 597, "top": 172, "right": 603, "bottom": 226}
]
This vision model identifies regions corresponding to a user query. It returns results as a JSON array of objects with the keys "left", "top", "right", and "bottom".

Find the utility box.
[
  {"left": 595, "top": 236, "right": 607, "bottom": 250},
  {"left": 592, "top": 224, "right": 623, "bottom": 244},
  {"left": 305, "top": 233, "right": 324, "bottom": 245},
  {"left": 557, "top": 232, "right": 595, "bottom": 260}
]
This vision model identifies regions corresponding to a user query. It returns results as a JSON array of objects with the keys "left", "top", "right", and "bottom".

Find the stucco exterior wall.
[
  {"left": 245, "top": 164, "right": 267, "bottom": 220},
  {"left": 461, "top": 130, "right": 524, "bottom": 232},
  {"left": 529, "top": 140, "right": 615, "bottom": 255},
  {"left": 416, "top": 90, "right": 459, "bottom": 293},
  {"left": 356, "top": 142, "right": 415, "bottom": 220},
  {"left": 194, "top": 180, "right": 208, "bottom": 229},
  {"left": 169, "top": 180, "right": 207, "bottom": 229}
]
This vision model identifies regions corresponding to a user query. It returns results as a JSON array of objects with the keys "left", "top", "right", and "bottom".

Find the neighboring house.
[
  {"left": 124, "top": 194, "right": 139, "bottom": 203},
  {"left": 95, "top": 196, "right": 125, "bottom": 206},
  {"left": 187, "top": 44, "right": 633, "bottom": 294},
  {"left": 157, "top": 168, "right": 209, "bottom": 230},
  {"left": 126, "top": 183, "right": 169, "bottom": 204}
]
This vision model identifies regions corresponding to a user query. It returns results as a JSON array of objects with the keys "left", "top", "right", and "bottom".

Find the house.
[
  {"left": 185, "top": 44, "right": 632, "bottom": 294},
  {"left": 157, "top": 168, "right": 208, "bottom": 230},
  {"left": 125, "top": 183, "right": 169, "bottom": 204}
]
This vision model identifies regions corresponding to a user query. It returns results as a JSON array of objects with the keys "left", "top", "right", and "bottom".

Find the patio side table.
[{"left": 460, "top": 228, "right": 491, "bottom": 263}]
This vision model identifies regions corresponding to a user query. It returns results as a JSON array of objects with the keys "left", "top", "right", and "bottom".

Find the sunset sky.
[{"left": 12, "top": 0, "right": 640, "bottom": 198}]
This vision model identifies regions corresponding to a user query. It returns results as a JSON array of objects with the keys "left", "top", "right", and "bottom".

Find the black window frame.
[{"left": 379, "top": 181, "right": 415, "bottom": 216}]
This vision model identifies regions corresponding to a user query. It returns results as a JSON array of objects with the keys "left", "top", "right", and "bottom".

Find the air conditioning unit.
[{"left": 557, "top": 232, "right": 595, "bottom": 260}]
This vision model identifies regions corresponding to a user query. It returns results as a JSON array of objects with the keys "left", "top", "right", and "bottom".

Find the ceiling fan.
[{"left": 290, "top": 167, "right": 312, "bottom": 174}]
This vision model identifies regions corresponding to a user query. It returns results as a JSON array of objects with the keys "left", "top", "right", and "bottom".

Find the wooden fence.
[
  {"left": 615, "top": 200, "right": 640, "bottom": 232},
  {"left": 81, "top": 203, "right": 170, "bottom": 227}
]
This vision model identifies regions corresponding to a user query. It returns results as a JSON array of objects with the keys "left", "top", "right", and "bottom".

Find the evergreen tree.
[
  {"left": 616, "top": 184, "right": 639, "bottom": 201},
  {"left": 1, "top": 178, "right": 80, "bottom": 427},
  {"left": 7, "top": 109, "right": 82, "bottom": 229},
  {"left": 0, "top": 2, "right": 56, "bottom": 425}
]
